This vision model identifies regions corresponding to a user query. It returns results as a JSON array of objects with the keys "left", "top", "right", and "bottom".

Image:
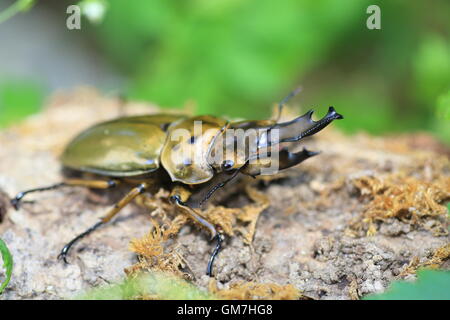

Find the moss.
[
  {"left": 209, "top": 280, "right": 302, "bottom": 300},
  {"left": 350, "top": 157, "right": 450, "bottom": 236},
  {"left": 400, "top": 243, "right": 450, "bottom": 277},
  {"left": 127, "top": 220, "right": 189, "bottom": 279}
]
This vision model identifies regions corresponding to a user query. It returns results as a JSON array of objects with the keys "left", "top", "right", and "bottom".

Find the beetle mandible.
[{"left": 11, "top": 90, "right": 343, "bottom": 276}]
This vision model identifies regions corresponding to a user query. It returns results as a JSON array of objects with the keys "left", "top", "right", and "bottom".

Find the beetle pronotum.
[{"left": 11, "top": 90, "right": 343, "bottom": 276}]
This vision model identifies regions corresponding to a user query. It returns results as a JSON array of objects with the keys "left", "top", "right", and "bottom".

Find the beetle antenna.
[
  {"left": 199, "top": 162, "right": 246, "bottom": 207},
  {"left": 274, "top": 86, "right": 303, "bottom": 123}
]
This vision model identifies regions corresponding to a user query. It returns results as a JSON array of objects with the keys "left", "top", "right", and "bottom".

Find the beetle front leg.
[{"left": 169, "top": 185, "right": 224, "bottom": 277}]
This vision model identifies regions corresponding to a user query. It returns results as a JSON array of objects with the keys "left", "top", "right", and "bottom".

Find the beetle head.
[{"left": 207, "top": 128, "right": 251, "bottom": 174}]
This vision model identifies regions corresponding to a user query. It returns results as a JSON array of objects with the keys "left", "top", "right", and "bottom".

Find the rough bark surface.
[{"left": 0, "top": 88, "right": 448, "bottom": 299}]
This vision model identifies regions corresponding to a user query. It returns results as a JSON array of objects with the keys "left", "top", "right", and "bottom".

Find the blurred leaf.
[
  {"left": 0, "top": 79, "right": 44, "bottom": 127},
  {"left": 364, "top": 270, "right": 450, "bottom": 300},
  {"left": 304, "top": 79, "right": 398, "bottom": 135},
  {"left": 432, "top": 90, "right": 450, "bottom": 144},
  {"left": 96, "top": 0, "right": 173, "bottom": 71},
  {"left": 0, "top": 238, "right": 13, "bottom": 294},
  {"left": 79, "top": 0, "right": 109, "bottom": 24},
  {"left": 436, "top": 90, "right": 450, "bottom": 121},
  {"left": 413, "top": 35, "right": 450, "bottom": 106},
  {"left": 3, "top": 0, "right": 450, "bottom": 136},
  {"left": 0, "top": 0, "right": 35, "bottom": 24},
  {"left": 98, "top": 0, "right": 368, "bottom": 118},
  {"left": 76, "top": 272, "right": 214, "bottom": 300}
]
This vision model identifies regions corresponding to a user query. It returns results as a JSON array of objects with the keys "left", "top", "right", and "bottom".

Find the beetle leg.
[
  {"left": 10, "top": 183, "right": 65, "bottom": 210},
  {"left": 57, "top": 182, "right": 147, "bottom": 264},
  {"left": 10, "top": 178, "right": 119, "bottom": 210},
  {"left": 206, "top": 232, "right": 224, "bottom": 277},
  {"left": 170, "top": 186, "right": 217, "bottom": 238},
  {"left": 169, "top": 186, "right": 224, "bottom": 276}
]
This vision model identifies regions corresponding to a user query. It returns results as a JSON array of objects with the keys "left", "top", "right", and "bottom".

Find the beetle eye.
[{"left": 221, "top": 160, "right": 234, "bottom": 171}]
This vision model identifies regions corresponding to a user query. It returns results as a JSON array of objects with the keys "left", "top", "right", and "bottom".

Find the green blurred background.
[{"left": 0, "top": 0, "right": 448, "bottom": 142}]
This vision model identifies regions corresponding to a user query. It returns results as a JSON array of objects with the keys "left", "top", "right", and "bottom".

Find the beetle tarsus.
[
  {"left": 57, "top": 221, "right": 104, "bottom": 264},
  {"left": 10, "top": 183, "right": 66, "bottom": 211},
  {"left": 206, "top": 232, "right": 224, "bottom": 277},
  {"left": 57, "top": 249, "right": 70, "bottom": 264},
  {"left": 10, "top": 193, "right": 24, "bottom": 210}
]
